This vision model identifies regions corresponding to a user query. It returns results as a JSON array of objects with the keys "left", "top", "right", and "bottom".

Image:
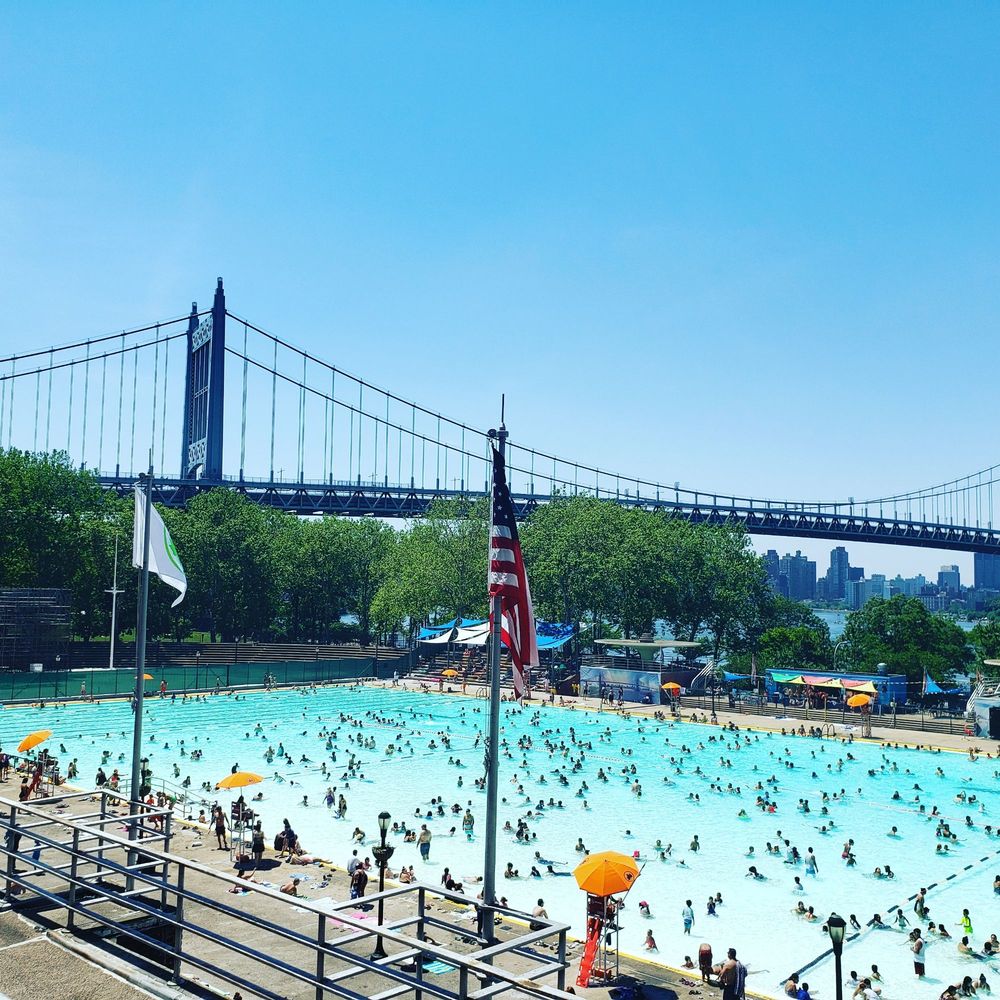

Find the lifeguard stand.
[
  {"left": 229, "top": 798, "right": 256, "bottom": 862},
  {"left": 576, "top": 893, "right": 621, "bottom": 986},
  {"left": 860, "top": 704, "right": 873, "bottom": 738}
]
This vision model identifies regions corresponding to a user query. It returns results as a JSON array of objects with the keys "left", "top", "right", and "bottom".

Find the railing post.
[
  {"left": 67, "top": 826, "right": 81, "bottom": 930},
  {"left": 316, "top": 913, "right": 326, "bottom": 1000},
  {"left": 415, "top": 886, "right": 426, "bottom": 1000},
  {"left": 160, "top": 811, "right": 172, "bottom": 912},
  {"left": 557, "top": 928, "right": 567, "bottom": 990},
  {"left": 5, "top": 804, "right": 17, "bottom": 902},
  {"left": 171, "top": 864, "right": 185, "bottom": 984}
]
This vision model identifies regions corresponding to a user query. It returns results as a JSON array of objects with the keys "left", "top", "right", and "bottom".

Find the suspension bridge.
[{"left": 2, "top": 277, "right": 1000, "bottom": 554}]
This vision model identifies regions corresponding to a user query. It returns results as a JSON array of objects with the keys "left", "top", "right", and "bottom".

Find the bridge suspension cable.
[{"left": 5, "top": 298, "right": 1000, "bottom": 537}]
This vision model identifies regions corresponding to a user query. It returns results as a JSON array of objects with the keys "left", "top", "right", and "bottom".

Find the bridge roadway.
[{"left": 99, "top": 475, "right": 1000, "bottom": 555}]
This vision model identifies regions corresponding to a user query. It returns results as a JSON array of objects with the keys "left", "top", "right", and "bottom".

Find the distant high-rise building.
[
  {"left": 890, "top": 574, "right": 926, "bottom": 597},
  {"left": 764, "top": 550, "right": 781, "bottom": 590},
  {"left": 779, "top": 550, "right": 817, "bottom": 602},
  {"left": 825, "top": 546, "right": 849, "bottom": 600},
  {"left": 974, "top": 553, "right": 1000, "bottom": 591},
  {"left": 937, "top": 564, "right": 961, "bottom": 595},
  {"left": 848, "top": 567, "right": 864, "bottom": 582},
  {"left": 918, "top": 592, "right": 950, "bottom": 613},
  {"left": 845, "top": 574, "right": 891, "bottom": 610}
]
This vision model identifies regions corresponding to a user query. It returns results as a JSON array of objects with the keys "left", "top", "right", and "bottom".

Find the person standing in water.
[{"left": 682, "top": 899, "right": 695, "bottom": 934}]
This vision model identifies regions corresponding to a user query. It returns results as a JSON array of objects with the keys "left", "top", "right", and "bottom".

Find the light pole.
[
  {"left": 371, "top": 811, "right": 394, "bottom": 960},
  {"left": 833, "top": 640, "right": 852, "bottom": 674},
  {"left": 106, "top": 535, "right": 122, "bottom": 671},
  {"left": 827, "top": 912, "right": 846, "bottom": 1000}
]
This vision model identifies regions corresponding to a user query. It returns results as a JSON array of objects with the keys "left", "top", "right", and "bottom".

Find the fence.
[
  {"left": 0, "top": 657, "right": 393, "bottom": 703},
  {"left": 0, "top": 789, "right": 571, "bottom": 1000},
  {"left": 677, "top": 693, "right": 976, "bottom": 737}
]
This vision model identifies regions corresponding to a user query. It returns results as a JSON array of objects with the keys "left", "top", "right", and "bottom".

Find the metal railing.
[
  {"left": 0, "top": 790, "right": 571, "bottom": 1000},
  {"left": 677, "top": 694, "right": 978, "bottom": 735}
]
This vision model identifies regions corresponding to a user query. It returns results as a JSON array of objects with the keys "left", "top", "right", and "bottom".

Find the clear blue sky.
[{"left": 2, "top": 4, "right": 999, "bottom": 578}]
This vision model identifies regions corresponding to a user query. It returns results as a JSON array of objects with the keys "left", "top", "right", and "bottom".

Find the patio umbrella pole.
[{"left": 129, "top": 464, "right": 154, "bottom": 863}]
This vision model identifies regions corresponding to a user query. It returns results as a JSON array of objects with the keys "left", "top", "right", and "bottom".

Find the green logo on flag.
[{"left": 164, "top": 525, "right": 184, "bottom": 573}]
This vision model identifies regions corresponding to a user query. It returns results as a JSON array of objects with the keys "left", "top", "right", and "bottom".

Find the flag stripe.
[{"left": 488, "top": 445, "right": 538, "bottom": 701}]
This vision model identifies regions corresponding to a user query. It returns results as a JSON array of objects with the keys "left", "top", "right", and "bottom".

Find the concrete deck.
[{"left": 0, "top": 912, "right": 163, "bottom": 1000}]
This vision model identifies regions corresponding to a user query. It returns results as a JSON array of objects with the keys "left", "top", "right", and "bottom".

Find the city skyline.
[
  {"left": 751, "top": 538, "right": 977, "bottom": 590},
  {"left": 758, "top": 540, "right": 1000, "bottom": 609}
]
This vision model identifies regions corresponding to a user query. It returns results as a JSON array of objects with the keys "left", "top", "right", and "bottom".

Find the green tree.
[
  {"left": 969, "top": 615, "right": 1000, "bottom": 665},
  {"left": 275, "top": 517, "right": 354, "bottom": 642},
  {"left": 372, "top": 498, "right": 487, "bottom": 635},
  {"left": 612, "top": 508, "right": 675, "bottom": 637},
  {"left": 341, "top": 518, "right": 395, "bottom": 643},
  {"left": 699, "top": 526, "right": 772, "bottom": 660},
  {"left": 757, "top": 626, "right": 834, "bottom": 671},
  {"left": 175, "top": 489, "right": 285, "bottom": 641},
  {"left": 521, "top": 495, "right": 620, "bottom": 627},
  {"left": 841, "top": 595, "right": 972, "bottom": 682},
  {"left": 0, "top": 449, "right": 107, "bottom": 589}
]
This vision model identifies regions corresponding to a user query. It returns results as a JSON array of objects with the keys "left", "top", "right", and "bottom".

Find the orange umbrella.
[
  {"left": 846, "top": 694, "right": 871, "bottom": 708},
  {"left": 216, "top": 771, "right": 264, "bottom": 790},
  {"left": 17, "top": 730, "right": 52, "bottom": 754},
  {"left": 661, "top": 682, "right": 681, "bottom": 692},
  {"left": 441, "top": 669, "right": 459, "bottom": 678},
  {"left": 573, "top": 851, "right": 640, "bottom": 897}
]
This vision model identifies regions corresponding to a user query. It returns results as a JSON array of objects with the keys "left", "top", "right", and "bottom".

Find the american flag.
[{"left": 489, "top": 444, "right": 538, "bottom": 701}]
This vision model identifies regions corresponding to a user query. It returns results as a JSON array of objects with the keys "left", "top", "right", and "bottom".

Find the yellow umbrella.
[
  {"left": 661, "top": 682, "right": 681, "bottom": 692},
  {"left": 441, "top": 669, "right": 459, "bottom": 678},
  {"left": 142, "top": 673, "right": 154, "bottom": 681},
  {"left": 573, "top": 851, "right": 640, "bottom": 897},
  {"left": 846, "top": 694, "right": 871, "bottom": 708},
  {"left": 216, "top": 771, "right": 264, "bottom": 790},
  {"left": 17, "top": 730, "right": 52, "bottom": 754}
]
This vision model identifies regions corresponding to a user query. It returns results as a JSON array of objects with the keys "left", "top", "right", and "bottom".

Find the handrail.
[{"left": 0, "top": 790, "right": 572, "bottom": 1000}]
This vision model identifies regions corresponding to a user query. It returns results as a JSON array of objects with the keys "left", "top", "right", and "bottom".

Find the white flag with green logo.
[{"left": 133, "top": 488, "right": 187, "bottom": 607}]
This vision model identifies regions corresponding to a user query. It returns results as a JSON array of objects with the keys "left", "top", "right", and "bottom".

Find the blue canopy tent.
[
  {"left": 923, "top": 676, "right": 961, "bottom": 696},
  {"left": 535, "top": 622, "right": 576, "bottom": 650},
  {"left": 419, "top": 618, "right": 575, "bottom": 647},
  {"left": 417, "top": 617, "right": 487, "bottom": 641}
]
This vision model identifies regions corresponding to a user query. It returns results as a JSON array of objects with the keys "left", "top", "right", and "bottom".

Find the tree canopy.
[
  {"left": 840, "top": 594, "right": 972, "bottom": 682},
  {"left": 0, "top": 450, "right": 983, "bottom": 680}
]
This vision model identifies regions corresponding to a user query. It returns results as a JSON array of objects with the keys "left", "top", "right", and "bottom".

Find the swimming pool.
[{"left": 1, "top": 686, "right": 998, "bottom": 998}]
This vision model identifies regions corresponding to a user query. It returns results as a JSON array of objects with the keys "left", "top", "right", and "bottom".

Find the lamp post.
[
  {"left": 370, "top": 811, "right": 394, "bottom": 960},
  {"left": 833, "top": 640, "right": 852, "bottom": 674},
  {"left": 826, "top": 912, "right": 846, "bottom": 1000}
]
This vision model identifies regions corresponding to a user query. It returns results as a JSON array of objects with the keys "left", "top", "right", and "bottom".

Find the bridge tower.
[{"left": 179, "top": 278, "right": 226, "bottom": 479}]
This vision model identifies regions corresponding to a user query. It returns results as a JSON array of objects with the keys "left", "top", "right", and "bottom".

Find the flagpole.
[
  {"left": 482, "top": 420, "right": 506, "bottom": 942},
  {"left": 129, "top": 465, "right": 153, "bottom": 841},
  {"left": 106, "top": 535, "right": 122, "bottom": 672}
]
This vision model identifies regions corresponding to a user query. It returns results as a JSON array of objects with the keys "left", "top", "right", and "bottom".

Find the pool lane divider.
[{"left": 788, "top": 842, "right": 1000, "bottom": 987}]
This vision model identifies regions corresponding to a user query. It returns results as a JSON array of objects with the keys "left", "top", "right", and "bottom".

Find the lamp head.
[
  {"left": 827, "top": 912, "right": 846, "bottom": 952},
  {"left": 378, "top": 811, "right": 391, "bottom": 833}
]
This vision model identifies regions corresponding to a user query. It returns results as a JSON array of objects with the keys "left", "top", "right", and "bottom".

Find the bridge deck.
[{"left": 97, "top": 476, "right": 1000, "bottom": 554}]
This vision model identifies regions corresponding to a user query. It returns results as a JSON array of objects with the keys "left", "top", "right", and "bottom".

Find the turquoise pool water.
[{"left": 1, "top": 686, "right": 998, "bottom": 998}]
